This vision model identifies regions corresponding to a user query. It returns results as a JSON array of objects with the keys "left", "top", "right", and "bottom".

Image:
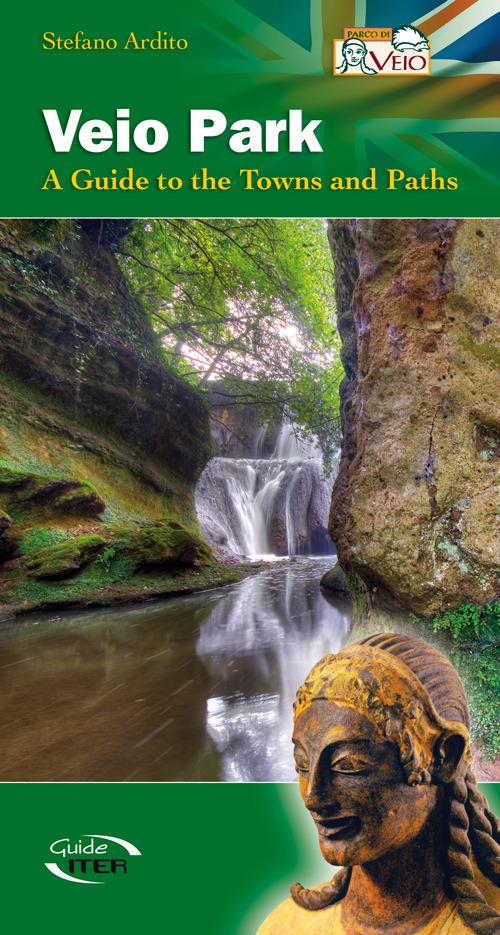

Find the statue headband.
[{"left": 294, "top": 644, "right": 471, "bottom": 785}]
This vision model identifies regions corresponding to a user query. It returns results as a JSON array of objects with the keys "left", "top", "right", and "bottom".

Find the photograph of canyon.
[{"left": 0, "top": 217, "right": 497, "bottom": 782}]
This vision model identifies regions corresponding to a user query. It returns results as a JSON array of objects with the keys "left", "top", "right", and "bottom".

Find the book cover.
[{"left": 0, "top": 1, "right": 498, "bottom": 932}]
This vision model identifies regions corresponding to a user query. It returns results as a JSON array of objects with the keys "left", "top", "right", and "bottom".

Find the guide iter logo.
[
  {"left": 334, "top": 25, "right": 430, "bottom": 76},
  {"left": 45, "top": 834, "right": 142, "bottom": 884}
]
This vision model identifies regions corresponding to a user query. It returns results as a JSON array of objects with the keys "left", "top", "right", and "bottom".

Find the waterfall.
[{"left": 195, "top": 423, "right": 337, "bottom": 559}]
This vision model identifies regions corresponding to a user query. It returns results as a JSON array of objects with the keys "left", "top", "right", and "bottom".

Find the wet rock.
[
  {"left": 22, "top": 521, "right": 213, "bottom": 582},
  {"left": 328, "top": 219, "right": 499, "bottom": 613},
  {"left": 195, "top": 458, "right": 253, "bottom": 556},
  {"left": 320, "top": 564, "right": 351, "bottom": 597},
  {"left": 267, "top": 460, "right": 334, "bottom": 556}
]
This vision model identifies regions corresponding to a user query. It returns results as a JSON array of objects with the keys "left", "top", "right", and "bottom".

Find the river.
[{"left": 0, "top": 558, "right": 352, "bottom": 781}]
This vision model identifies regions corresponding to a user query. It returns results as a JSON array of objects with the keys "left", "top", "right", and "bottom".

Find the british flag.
[
  {"left": 187, "top": 0, "right": 499, "bottom": 74},
  {"left": 366, "top": 0, "right": 499, "bottom": 75},
  {"left": 187, "top": 0, "right": 499, "bottom": 191}
]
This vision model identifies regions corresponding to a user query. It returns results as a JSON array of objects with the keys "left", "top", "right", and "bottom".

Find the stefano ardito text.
[{"left": 42, "top": 31, "right": 189, "bottom": 51}]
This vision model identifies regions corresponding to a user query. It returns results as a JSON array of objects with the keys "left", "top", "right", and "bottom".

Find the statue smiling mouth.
[{"left": 311, "top": 815, "right": 360, "bottom": 840}]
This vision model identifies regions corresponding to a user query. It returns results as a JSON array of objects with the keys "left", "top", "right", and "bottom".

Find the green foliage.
[
  {"left": 344, "top": 570, "right": 368, "bottom": 624},
  {"left": 431, "top": 601, "right": 499, "bottom": 642},
  {"left": 466, "top": 651, "right": 499, "bottom": 760},
  {"left": 8, "top": 551, "right": 135, "bottom": 605},
  {"left": 415, "top": 602, "right": 500, "bottom": 758},
  {"left": 96, "top": 545, "right": 117, "bottom": 572},
  {"left": 25, "top": 534, "right": 105, "bottom": 579},
  {"left": 5, "top": 522, "right": 217, "bottom": 613},
  {"left": 28, "top": 220, "right": 57, "bottom": 241},
  {"left": 117, "top": 219, "right": 343, "bottom": 462},
  {"left": 19, "top": 527, "right": 69, "bottom": 557}
]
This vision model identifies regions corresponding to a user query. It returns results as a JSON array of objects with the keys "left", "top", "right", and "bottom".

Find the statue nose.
[
  {"left": 305, "top": 762, "right": 339, "bottom": 813},
  {"left": 306, "top": 789, "right": 339, "bottom": 813}
]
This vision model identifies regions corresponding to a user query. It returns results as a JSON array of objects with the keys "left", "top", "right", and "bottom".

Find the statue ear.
[{"left": 433, "top": 731, "right": 466, "bottom": 782}]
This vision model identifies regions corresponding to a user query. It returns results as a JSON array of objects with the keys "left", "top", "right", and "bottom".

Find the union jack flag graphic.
[
  {"left": 187, "top": 0, "right": 499, "bottom": 191},
  {"left": 366, "top": 0, "right": 499, "bottom": 76},
  {"left": 187, "top": 0, "right": 499, "bottom": 75}
]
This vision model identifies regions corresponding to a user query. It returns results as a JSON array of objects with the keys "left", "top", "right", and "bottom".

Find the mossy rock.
[
  {"left": 320, "top": 563, "right": 351, "bottom": 597},
  {"left": 49, "top": 481, "right": 105, "bottom": 515},
  {"left": 0, "top": 509, "right": 12, "bottom": 535},
  {"left": 18, "top": 526, "right": 70, "bottom": 557},
  {"left": 0, "top": 510, "right": 19, "bottom": 561},
  {"left": 25, "top": 533, "right": 105, "bottom": 579},
  {"left": 0, "top": 466, "right": 105, "bottom": 516},
  {"left": 0, "top": 467, "right": 31, "bottom": 490},
  {"left": 115, "top": 522, "right": 214, "bottom": 571}
]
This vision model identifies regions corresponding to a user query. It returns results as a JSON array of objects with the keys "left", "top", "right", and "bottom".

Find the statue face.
[
  {"left": 293, "top": 700, "right": 439, "bottom": 867},
  {"left": 345, "top": 44, "right": 365, "bottom": 66}
]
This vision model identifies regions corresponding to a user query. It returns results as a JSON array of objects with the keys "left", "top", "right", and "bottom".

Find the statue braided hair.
[{"left": 291, "top": 633, "right": 500, "bottom": 934}]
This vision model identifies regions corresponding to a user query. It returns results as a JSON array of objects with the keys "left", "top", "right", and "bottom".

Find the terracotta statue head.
[{"left": 291, "top": 633, "right": 500, "bottom": 933}]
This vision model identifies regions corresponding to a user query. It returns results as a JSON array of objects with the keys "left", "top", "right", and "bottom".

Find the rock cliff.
[
  {"left": 0, "top": 220, "right": 237, "bottom": 616},
  {"left": 207, "top": 381, "right": 281, "bottom": 459},
  {"left": 328, "top": 219, "right": 499, "bottom": 614}
]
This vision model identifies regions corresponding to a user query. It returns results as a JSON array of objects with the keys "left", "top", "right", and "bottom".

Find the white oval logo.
[{"left": 45, "top": 834, "right": 142, "bottom": 884}]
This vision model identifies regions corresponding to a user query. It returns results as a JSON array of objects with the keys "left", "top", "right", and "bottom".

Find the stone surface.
[
  {"left": 0, "top": 509, "right": 18, "bottom": 562},
  {"left": 320, "top": 563, "right": 350, "bottom": 597},
  {"left": 207, "top": 380, "right": 281, "bottom": 458},
  {"left": 328, "top": 219, "right": 499, "bottom": 614},
  {"left": 0, "top": 467, "right": 105, "bottom": 515},
  {"left": 0, "top": 221, "right": 210, "bottom": 484},
  {"left": 0, "top": 509, "right": 11, "bottom": 536}
]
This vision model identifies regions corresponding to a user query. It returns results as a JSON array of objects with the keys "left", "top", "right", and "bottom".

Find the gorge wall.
[
  {"left": 328, "top": 219, "right": 499, "bottom": 615},
  {"left": 207, "top": 382, "right": 281, "bottom": 459},
  {"left": 0, "top": 220, "right": 235, "bottom": 617}
]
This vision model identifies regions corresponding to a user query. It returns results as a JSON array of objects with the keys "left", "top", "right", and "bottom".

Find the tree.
[{"left": 116, "top": 218, "right": 343, "bottom": 466}]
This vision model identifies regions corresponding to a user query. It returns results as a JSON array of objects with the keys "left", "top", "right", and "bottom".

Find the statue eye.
[{"left": 331, "top": 755, "right": 369, "bottom": 775}]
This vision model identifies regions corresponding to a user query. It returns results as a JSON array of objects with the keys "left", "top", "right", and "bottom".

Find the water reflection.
[
  {"left": 0, "top": 559, "right": 352, "bottom": 781},
  {"left": 196, "top": 559, "right": 352, "bottom": 780}
]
